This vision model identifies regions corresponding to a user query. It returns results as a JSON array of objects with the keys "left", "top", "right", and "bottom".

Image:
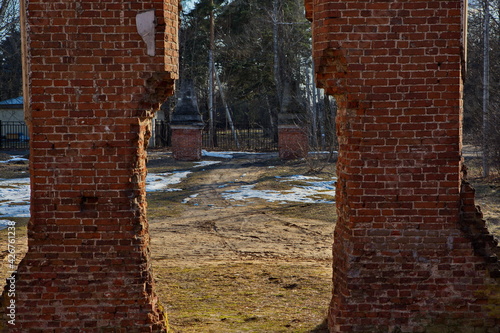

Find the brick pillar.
[
  {"left": 278, "top": 113, "right": 309, "bottom": 160},
  {"left": 170, "top": 82, "right": 204, "bottom": 161},
  {"left": 171, "top": 126, "right": 203, "bottom": 161},
  {"left": 308, "top": 0, "right": 500, "bottom": 332},
  {"left": 2, "top": 0, "right": 179, "bottom": 331}
]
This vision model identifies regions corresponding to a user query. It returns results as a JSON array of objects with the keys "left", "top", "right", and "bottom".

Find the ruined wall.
[
  {"left": 307, "top": 0, "right": 500, "bottom": 332},
  {"left": 2, "top": 0, "right": 178, "bottom": 331}
]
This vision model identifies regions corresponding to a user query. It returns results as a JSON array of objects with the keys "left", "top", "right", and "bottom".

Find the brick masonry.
[
  {"left": 1, "top": 0, "right": 178, "bottom": 331},
  {"left": 278, "top": 125, "right": 309, "bottom": 160},
  {"left": 171, "top": 126, "right": 203, "bottom": 161},
  {"left": 306, "top": 0, "right": 499, "bottom": 332},
  {"left": 2, "top": 0, "right": 499, "bottom": 332}
]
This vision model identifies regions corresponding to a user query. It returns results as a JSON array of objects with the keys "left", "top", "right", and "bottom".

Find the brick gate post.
[
  {"left": 307, "top": 0, "right": 500, "bottom": 332},
  {"left": 2, "top": 1, "right": 179, "bottom": 331}
]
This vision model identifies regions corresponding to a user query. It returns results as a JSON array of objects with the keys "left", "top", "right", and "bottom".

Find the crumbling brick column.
[
  {"left": 307, "top": 0, "right": 500, "bottom": 332},
  {"left": 1, "top": 0, "right": 178, "bottom": 331}
]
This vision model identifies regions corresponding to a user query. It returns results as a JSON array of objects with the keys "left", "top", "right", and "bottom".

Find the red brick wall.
[
  {"left": 2, "top": 0, "right": 179, "bottom": 331},
  {"left": 171, "top": 127, "right": 203, "bottom": 161},
  {"left": 308, "top": 0, "right": 500, "bottom": 332}
]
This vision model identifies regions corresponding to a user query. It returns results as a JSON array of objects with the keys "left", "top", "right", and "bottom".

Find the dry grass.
[
  {"left": 0, "top": 218, "right": 29, "bottom": 282},
  {"left": 153, "top": 261, "right": 331, "bottom": 333},
  {"left": 463, "top": 150, "right": 500, "bottom": 241},
  {"left": 1, "top": 150, "right": 499, "bottom": 333}
]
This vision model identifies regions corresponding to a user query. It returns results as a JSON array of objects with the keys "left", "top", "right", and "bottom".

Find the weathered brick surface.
[
  {"left": 308, "top": 0, "right": 500, "bottom": 332},
  {"left": 278, "top": 125, "right": 309, "bottom": 160},
  {"left": 171, "top": 126, "right": 203, "bottom": 161},
  {"left": 1, "top": 0, "right": 179, "bottom": 331}
]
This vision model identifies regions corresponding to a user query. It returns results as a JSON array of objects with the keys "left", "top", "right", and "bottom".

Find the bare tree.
[
  {"left": 465, "top": 0, "right": 500, "bottom": 175},
  {"left": 483, "top": 0, "right": 491, "bottom": 177},
  {"left": 0, "top": 0, "right": 22, "bottom": 100},
  {"left": 0, "top": 0, "right": 19, "bottom": 42}
]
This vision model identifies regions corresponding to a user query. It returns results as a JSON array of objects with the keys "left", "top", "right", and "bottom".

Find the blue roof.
[{"left": 0, "top": 97, "right": 23, "bottom": 105}]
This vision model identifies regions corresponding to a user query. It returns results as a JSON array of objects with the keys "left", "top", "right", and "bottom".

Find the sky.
[{"left": 183, "top": 0, "right": 197, "bottom": 12}]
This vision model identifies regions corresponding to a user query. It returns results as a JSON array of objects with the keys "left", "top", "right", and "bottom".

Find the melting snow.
[
  {"left": 222, "top": 176, "right": 336, "bottom": 204},
  {"left": 222, "top": 185, "right": 335, "bottom": 204},
  {"left": 202, "top": 150, "right": 235, "bottom": 159},
  {"left": 0, "top": 177, "right": 31, "bottom": 230},
  {"left": 0, "top": 220, "right": 16, "bottom": 229},
  {"left": 182, "top": 193, "right": 200, "bottom": 204},
  {"left": 193, "top": 160, "right": 221, "bottom": 168},
  {"left": 0, "top": 152, "right": 337, "bottom": 230},
  {"left": 145, "top": 171, "right": 191, "bottom": 192},
  {"left": 0, "top": 156, "right": 29, "bottom": 164}
]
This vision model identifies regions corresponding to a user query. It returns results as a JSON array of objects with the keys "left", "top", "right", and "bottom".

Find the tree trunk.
[
  {"left": 208, "top": 0, "right": 216, "bottom": 148},
  {"left": 482, "top": 0, "right": 490, "bottom": 177},
  {"left": 272, "top": 0, "right": 283, "bottom": 114}
]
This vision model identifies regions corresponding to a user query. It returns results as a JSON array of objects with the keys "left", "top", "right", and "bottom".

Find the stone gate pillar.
[
  {"left": 2, "top": 0, "right": 179, "bottom": 331},
  {"left": 307, "top": 0, "right": 499, "bottom": 332}
]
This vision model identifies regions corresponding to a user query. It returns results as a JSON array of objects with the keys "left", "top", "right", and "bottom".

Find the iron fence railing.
[
  {"left": 153, "top": 120, "right": 278, "bottom": 152},
  {"left": 1, "top": 120, "right": 336, "bottom": 153},
  {"left": 202, "top": 126, "right": 277, "bottom": 152},
  {"left": 0, "top": 121, "right": 29, "bottom": 150}
]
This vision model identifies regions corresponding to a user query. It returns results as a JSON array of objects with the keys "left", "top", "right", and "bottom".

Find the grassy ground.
[
  {"left": 154, "top": 262, "right": 331, "bottom": 333},
  {"left": 1, "top": 150, "right": 499, "bottom": 332},
  {"left": 463, "top": 149, "right": 500, "bottom": 240}
]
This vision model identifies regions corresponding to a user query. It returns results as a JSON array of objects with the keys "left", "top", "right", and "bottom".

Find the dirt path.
[
  {"left": 149, "top": 155, "right": 335, "bottom": 266},
  {"left": 1, "top": 152, "right": 336, "bottom": 332},
  {"left": 146, "top": 152, "right": 336, "bottom": 332}
]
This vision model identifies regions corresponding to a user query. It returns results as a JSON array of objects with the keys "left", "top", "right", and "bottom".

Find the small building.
[
  {"left": 0, "top": 96, "right": 24, "bottom": 122},
  {"left": 0, "top": 97, "right": 29, "bottom": 146}
]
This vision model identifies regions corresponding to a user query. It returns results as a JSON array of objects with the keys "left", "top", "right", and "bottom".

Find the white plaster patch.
[{"left": 136, "top": 10, "right": 156, "bottom": 56}]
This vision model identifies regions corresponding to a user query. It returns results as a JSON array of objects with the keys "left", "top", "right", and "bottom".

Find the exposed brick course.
[
  {"left": 308, "top": 0, "right": 499, "bottom": 332},
  {"left": 1, "top": 0, "right": 178, "bottom": 331}
]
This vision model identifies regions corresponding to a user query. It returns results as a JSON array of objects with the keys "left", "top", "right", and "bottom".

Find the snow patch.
[
  {"left": 223, "top": 183, "right": 335, "bottom": 204},
  {"left": 0, "top": 156, "right": 28, "bottom": 164},
  {"left": 193, "top": 160, "right": 221, "bottom": 168},
  {"left": 0, "top": 219, "right": 16, "bottom": 231},
  {"left": 0, "top": 178, "right": 31, "bottom": 219},
  {"left": 146, "top": 171, "right": 191, "bottom": 192},
  {"left": 182, "top": 193, "right": 199, "bottom": 204},
  {"left": 222, "top": 175, "right": 336, "bottom": 204},
  {"left": 202, "top": 150, "right": 235, "bottom": 159}
]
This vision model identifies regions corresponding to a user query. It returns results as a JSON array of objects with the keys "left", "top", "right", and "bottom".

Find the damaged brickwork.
[
  {"left": 306, "top": 0, "right": 499, "bottom": 332},
  {"left": 2, "top": 0, "right": 499, "bottom": 332},
  {"left": 1, "top": 0, "right": 178, "bottom": 331}
]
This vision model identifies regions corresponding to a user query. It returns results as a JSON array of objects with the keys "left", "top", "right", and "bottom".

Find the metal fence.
[
  {"left": 0, "top": 121, "right": 29, "bottom": 150},
  {"left": 1, "top": 120, "right": 279, "bottom": 152},
  {"left": 1, "top": 120, "right": 335, "bottom": 153},
  {"left": 152, "top": 120, "right": 278, "bottom": 152},
  {"left": 202, "top": 125, "right": 277, "bottom": 151}
]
